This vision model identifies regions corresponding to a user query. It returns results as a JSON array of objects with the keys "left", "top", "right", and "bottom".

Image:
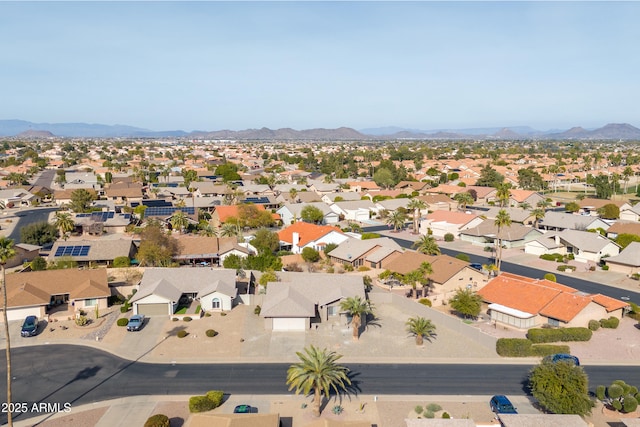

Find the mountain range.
[{"left": 2, "top": 119, "right": 640, "bottom": 140}]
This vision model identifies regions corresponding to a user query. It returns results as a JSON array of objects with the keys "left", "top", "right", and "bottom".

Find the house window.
[
  {"left": 212, "top": 298, "right": 221, "bottom": 309},
  {"left": 328, "top": 306, "right": 338, "bottom": 316},
  {"left": 547, "top": 318, "right": 560, "bottom": 327},
  {"left": 85, "top": 299, "right": 97, "bottom": 307}
]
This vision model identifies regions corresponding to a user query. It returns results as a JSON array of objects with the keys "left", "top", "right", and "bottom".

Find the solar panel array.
[
  {"left": 244, "top": 197, "right": 270, "bottom": 204},
  {"left": 54, "top": 245, "right": 90, "bottom": 257},
  {"left": 75, "top": 212, "right": 118, "bottom": 222},
  {"left": 145, "top": 207, "right": 195, "bottom": 216}
]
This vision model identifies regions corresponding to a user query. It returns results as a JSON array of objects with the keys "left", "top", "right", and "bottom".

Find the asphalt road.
[
  {"left": 0, "top": 345, "right": 639, "bottom": 424},
  {"left": 364, "top": 226, "right": 640, "bottom": 303},
  {"left": 4, "top": 207, "right": 58, "bottom": 243}
]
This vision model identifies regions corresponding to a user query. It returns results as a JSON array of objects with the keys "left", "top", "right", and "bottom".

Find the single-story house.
[
  {"left": 506, "top": 189, "right": 545, "bottom": 208},
  {"left": 276, "top": 202, "right": 339, "bottom": 225},
  {"left": 374, "top": 198, "right": 412, "bottom": 215},
  {"left": 604, "top": 241, "right": 640, "bottom": 275},
  {"left": 524, "top": 229, "right": 620, "bottom": 264},
  {"left": 260, "top": 272, "right": 365, "bottom": 331},
  {"left": 477, "top": 272, "right": 628, "bottom": 329},
  {"left": 321, "top": 192, "right": 363, "bottom": 204},
  {"left": 47, "top": 238, "right": 137, "bottom": 267},
  {"left": 172, "top": 235, "right": 251, "bottom": 266},
  {"left": 74, "top": 211, "right": 132, "bottom": 235},
  {"left": 0, "top": 189, "right": 38, "bottom": 207},
  {"left": 104, "top": 182, "right": 144, "bottom": 206},
  {"left": 606, "top": 221, "right": 640, "bottom": 240},
  {"left": 538, "top": 211, "right": 610, "bottom": 232},
  {"left": 416, "top": 193, "right": 458, "bottom": 212},
  {"left": 3, "top": 269, "right": 110, "bottom": 322},
  {"left": 482, "top": 207, "right": 537, "bottom": 226},
  {"left": 419, "top": 211, "right": 483, "bottom": 238},
  {"left": 328, "top": 237, "right": 403, "bottom": 269},
  {"left": 3, "top": 243, "right": 41, "bottom": 269},
  {"left": 329, "top": 200, "right": 376, "bottom": 222},
  {"left": 619, "top": 203, "right": 640, "bottom": 222},
  {"left": 278, "top": 222, "right": 348, "bottom": 254},
  {"left": 458, "top": 219, "right": 543, "bottom": 248},
  {"left": 131, "top": 268, "right": 238, "bottom": 316},
  {"left": 579, "top": 198, "right": 632, "bottom": 216}
]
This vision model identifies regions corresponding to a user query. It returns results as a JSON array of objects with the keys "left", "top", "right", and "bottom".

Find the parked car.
[
  {"left": 20, "top": 315, "right": 38, "bottom": 337},
  {"left": 233, "top": 404, "right": 252, "bottom": 413},
  {"left": 126, "top": 314, "right": 145, "bottom": 331},
  {"left": 544, "top": 353, "right": 580, "bottom": 366},
  {"left": 489, "top": 395, "right": 517, "bottom": 414},
  {"left": 469, "top": 263, "right": 483, "bottom": 271}
]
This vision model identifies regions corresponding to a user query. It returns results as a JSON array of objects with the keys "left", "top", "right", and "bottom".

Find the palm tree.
[
  {"left": 454, "top": 191, "right": 474, "bottom": 211},
  {"left": 170, "top": 211, "right": 189, "bottom": 233},
  {"left": 405, "top": 316, "right": 437, "bottom": 346},
  {"left": 494, "top": 209, "right": 512, "bottom": 271},
  {"left": 412, "top": 235, "right": 441, "bottom": 255},
  {"left": 407, "top": 199, "right": 427, "bottom": 234},
  {"left": 286, "top": 345, "right": 351, "bottom": 417},
  {"left": 0, "top": 237, "right": 16, "bottom": 427},
  {"left": 419, "top": 261, "right": 433, "bottom": 297},
  {"left": 198, "top": 224, "right": 218, "bottom": 237},
  {"left": 495, "top": 183, "right": 512, "bottom": 207},
  {"left": 339, "top": 296, "right": 374, "bottom": 340},
  {"left": 220, "top": 223, "right": 239, "bottom": 238},
  {"left": 385, "top": 210, "right": 407, "bottom": 232},
  {"left": 537, "top": 199, "right": 552, "bottom": 210},
  {"left": 289, "top": 188, "right": 298, "bottom": 203},
  {"left": 623, "top": 166, "right": 633, "bottom": 194},
  {"left": 53, "top": 211, "right": 75, "bottom": 238},
  {"left": 402, "top": 269, "right": 425, "bottom": 299},
  {"left": 531, "top": 207, "right": 545, "bottom": 229}
]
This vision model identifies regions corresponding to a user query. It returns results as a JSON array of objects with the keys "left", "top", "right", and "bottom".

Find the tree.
[
  {"left": 517, "top": 167, "right": 545, "bottom": 191},
  {"left": 137, "top": 222, "right": 180, "bottom": 267},
  {"left": 0, "top": 237, "right": 16, "bottom": 427},
  {"left": 220, "top": 223, "right": 240, "bottom": 238},
  {"left": 596, "top": 380, "right": 639, "bottom": 413},
  {"left": 449, "top": 288, "right": 482, "bottom": 319},
  {"left": 339, "top": 296, "right": 374, "bottom": 340},
  {"left": 597, "top": 203, "right": 620, "bottom": 220},
  {"left": 495, "top": 183, "right": 512, "bottom": 207},
  {"left": 53, "top": 211, "right": 75, "bottom": 238},
  {"left": 286, "top": 345, "right": 351, "bottom": 417},
  {"left": 30, "top": 256, "right": 47, "bottom": 271},
  {"left": 20, "top": 222, "right": 58, "bottom": 245},
  {"left": 531, "top": 208, "right": 546, "bottom": 229},
  {"left": 386, "top": 210, "right": 407, "bottom": 232},
  {"left": 405, "top": 316, "right": 437, "bottom": 346},
  {"left": 301, "top": 247, "right": 320, "bottom": 263},
  {"left": 373, "top": 167, "right": 395, "bottom": 189},
  {"left": 300, "top": 205, "right": 324, "bottom": 224},
  {"left": 528, "top": 360, "right": 593, "bottom": 416},
  {"left": 222, "top": 253, "right": 243, "bottom": 270},
  {"left": 475, "top": 164, "right": 504, "bottom": 187},
  {"left": 615, "top": 233, "right": 640, "bottom": 249},
  {"left": 69, "top": 189, "right": 96, "bottom": 213},
  {"left": 593, "top": 174, "right": 612, "bottom": 199},
  {"left": 251, "top": 228, "right": 280, "bottom": 254},
  {"left": 289, "top": 188, "right": 298, "bottom": 202},
  {"left": 215, "top": 163, "right": 242, "bottom": 182},
  {"left": 564, "top": 202, "right": 580, "bottom": 213},
  {"left": 170, "top": 211, "right": 190, "bottom": 233},
  {"left": 494, "top": 209, "right": 512, "bottom": 271},
  {"left": 258, "top": 269, "right": 278, "bottom": 287},
  {"left": 454, "top": 192, "right": 474, "bottom": 210},
  {"left": 622, "top": 166, "right": 634, "bottom": 194},
  {"left": 407, "top": 199, "right": 427, "bottom": 233},
  {"left": 412, "top": 235, "right": 441, "bottom": 255}
]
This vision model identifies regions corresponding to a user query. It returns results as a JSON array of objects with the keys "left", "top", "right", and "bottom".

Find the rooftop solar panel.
[{"left": 54, "top": 245, "right": 90, "bottom": 257}]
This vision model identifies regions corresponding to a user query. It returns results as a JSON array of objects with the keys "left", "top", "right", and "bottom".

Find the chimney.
[
  {"left": 293, "top": 232, "right": 300, "bottom": 253},
  {"left": 554, "top": 234, "right": 560, "bottom": 245}
]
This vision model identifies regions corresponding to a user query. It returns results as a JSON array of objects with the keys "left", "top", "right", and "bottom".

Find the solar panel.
[
  {"left": 145, "top": 207, "right": 195, "bottom": 216},
  {"left": 54, "top": 245, "right": 90, "bottom": 257}
]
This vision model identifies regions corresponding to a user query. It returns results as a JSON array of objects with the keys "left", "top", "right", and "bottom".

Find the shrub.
[
  {"left": 358, "top": 266, "right": 370, "bottom": 272},
  {"left": 540, "top": 253, "right": 564, "bottom": 262},
  {"left": 602, "top": 265, "right": 609, "bottom": 271},
  {"left": 496, "top": 338, "right": 532, "bottom": 357},
  {"left": 444, "top": 233, "right": 454, "bottom": 242},
  {"left": 205, "top": 312, "right": 211, "bottom": 317},
  {"left": 254, "top": 305, "right": 261, "bottom": 315},
  {"left": 344, "top": 264, "right": 354, "bottom": 272},
  {"left": 631, "top": 273, "right": 640, "bottom": 280},
  {"left": 600, "top": 316, "right": 620, "bottom": 329},
  {"left": 205, "top": 390, "right": 224, "bottom": 408},
  {"left": 113, "top": 256, "right": 131, "bottom": 268},
  {"left": 144, "top": 414, "right": 170, "bottom": 427},
  {"left": 543, "top": 273, "right": 557, "bottom": 282},
  {"left": 526, "top": 327, "right": 592, "bottom": 343},
  {"left": 414, "top": 405, "right": 423, "bottom": 414},
  {"left": 189, "top": 395, "right": 215, "bottom": 413},
  {"left": 75, "top": 315, "right": 89, "bottom": 326},
  {"left": 183, "top": 316, "right": 192, "bottom": 322},
  {"left": 557, "top": 265, "right": 576, "bottom": 272},
  {"left": 426, "top": 403, "right": 442, "bottom": 412},
  {"left": 120, "top": 304, "right": 130, "bottom": 313},
  {"left": 418, "top": 298, "right": 432, "bottom": 307},
  {"left": 442, "top": 412, "right": 450, "bottom": 419},
  {"left": 206, "top": 329, "right": 218, "bottom": 337},
  {"left": 530, "top": 344, "right": 570, "bottom": 357},
  {"left": 588, "top": 320, "right": 601, "bottom": 331},
  {"left": 424, "top": 410, "right": 435, "bottom": 418},
  {"left": 172, "top": 317, "right": 179, "bottom": 321},
  {"left": 332, "top": 405, "right": 343, "bottom": 414},
  {"left": 596, "top": 385, "right": 606, "bottom": 401},
  {"left": 220, "top": 312, "right": 227, "bottom": 316},
  {"left": 624, "top": 394, "right": 639, "bottom": 413},
  {"left": 117, "top": 318, "right": 129, "bottom": 327},
  {"left": 177, "top": 330, "right": 188, "bottom": 338}
]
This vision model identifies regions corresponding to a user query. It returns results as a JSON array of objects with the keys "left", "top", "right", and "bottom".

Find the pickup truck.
[{"left": 126, "top": 314, "right": 145, "bottom": 331}]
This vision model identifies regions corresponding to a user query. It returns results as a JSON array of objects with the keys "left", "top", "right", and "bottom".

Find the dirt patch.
[{"left": 32, "top": 407, "right": 108, "bottom": 427}]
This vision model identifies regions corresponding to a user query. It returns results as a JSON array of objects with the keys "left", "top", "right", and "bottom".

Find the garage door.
[
  {"left": 136, "top": 303, "right": 169, "bottom": 316},
  {"left": 272, "top": 317, "right": 307, "bottom": 331},
  {"left": 7, "top": 306, "right": 41, "bottom": 322}
]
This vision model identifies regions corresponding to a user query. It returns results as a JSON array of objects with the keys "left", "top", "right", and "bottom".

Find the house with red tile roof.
[
  {"left": 419, "top": 210, "right": 483, "bottom": 238},
  {"left": 278, "top": 222, "right": 348, "bottom": 254},
  {"left": 477, "top": 272, "right": 628, "bottom": 329}
]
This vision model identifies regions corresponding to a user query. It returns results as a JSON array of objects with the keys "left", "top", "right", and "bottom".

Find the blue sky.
[{"left": 1, "top": 1, "right": 639, "bottom": 132}]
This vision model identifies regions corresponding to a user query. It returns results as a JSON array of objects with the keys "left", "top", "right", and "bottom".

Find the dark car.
[
  {"left": 233, "top": 404, "right": 252, "bottom": 413},
  {"left": 469, "top": 263, "right": 483, "bottom": 271},
  {"left": 544, "top": 353, "right": 580, "bottom": 366},
  {"left": 490, "top": 395, "right": 517, "bottom": 414},
  {"left": 20, "top": 315, "right": 38, "bottom": 337}
]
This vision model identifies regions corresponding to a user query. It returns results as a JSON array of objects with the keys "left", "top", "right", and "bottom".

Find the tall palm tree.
[
  {"left": 419, "top": 261, "right": 433, "bottom": 297},
  {"left": 494, "top": 209, "right": 512, "bottom": 271},
  {"left": 407, "top": 199, "right": 427, "bottom": 234},
  {"left": 412, "top": 235, "right": 441, "bottom": 255},
  {"left": 286, "top": 345, "right": 351, "bottom": 417},
  {"left": 402, "top": 269, "right": 424, "bottom": 299},
  {"left": 531, "top": 207, "right": 545, "bottom": 229},
  {"left": 170, "top": 211, "right": 189, "bottom": 233},
  {"left": 0, "top": 237, "right": 16, "bottom": 427},
  {"left": 385, "top": 210, "right": 407, "bottom": 232},
  {"left": 623, "top": 166, "right": 633, "bottom": 194},
  {"left": 53, "top": 211, "right": 75, "bottom": 238},
  {"left": 339, "top": 296, "right": 374, "bottom": 340},
  {"left": 405, "top": 316, "right": 437, "bottom": 346},
  {"left": 495, "top": 183, "right": 512, "bottom": 207},
  {"left": 289, "top": 188, "right": 298, "bottom": 203},
  {"left": 454, "top": 191, "right": 474, "bottom": 211}
]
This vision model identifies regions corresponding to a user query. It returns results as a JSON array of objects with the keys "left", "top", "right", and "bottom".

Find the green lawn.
[{"left": 174, "top": 306, "right": 188, "bottom": 314}]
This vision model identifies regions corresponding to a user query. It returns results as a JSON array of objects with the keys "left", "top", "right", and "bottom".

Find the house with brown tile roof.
[
  {"left": 477, "top": 272, "right": 628, "bottom": 329},
  {"left": 414, "top": 193, "right": 457, "bottom": 212},
  {"left": 419, "top": 211, "right": 483, "bottom": 238},
  {"left": 278, "top": 222, "right": 348, "bottom": 254},
  {"left": 395, "top": 181, "right": 430, "bottom": 192},
  {"left": 579, "top": 198, "right": 632, "bottom": 216},
  {"left": 172, "top": 235, "right": 250, "bottom": 266},
  {"left": 606, "top": 221, "right": 640, "bottom": 240},
  {"left": 4, "top": 269, "right": 110, "bottom": 321},
  {"left": 459, "top": 219, "right": 543, "bottom": 248},
  {"left": 506, "top": 189, "right": 544, "bottom": 207},
  {"left": 104, "top": 182, "right": 144, "bottom": 206},
  {"left": 424, "top": 184, "right": 467, "bottom": 197},
  {"left": 328, "top": 237, "right": 403, "bottom": 269}
]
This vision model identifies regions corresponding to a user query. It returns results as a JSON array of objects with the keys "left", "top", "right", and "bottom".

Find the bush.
[
  {"left": 414, "top": 405, "right": 423, "bottom": 414},
  {"left": 206, "top": 329, "right": 218, "bottom": 337},
  {"left": 426, "top": 403, "right": 441, "bottom": 412},
  {"left": 444, "top": 233, "right": 454, "bottom": 242},
  {"left": 496, "top": 338, "right": 532, "bottom": 357},
  {"left": 120, "top": 302, "right": 130, "bottom": 313},
  {"left": 254, "top": 305, "right": 261, "bottom": 315},
  {"left": 183, "top": 316, "right": 192, "bottom": 322},
  {"left": 358, "top": 266, "right": 370, "bottom": 272},
  {"left": 205, "top": 390, "right": 224, "bottom": 408},
  {"left": 172, "top": 317, "right": 179, "bottom": 321},
  {"left": 113, "top": 256, "right": 131, "bottom": 268},
  {"left": 588, "top": 320, "right": 601, "bottom": 331},
  {"left": 596, "top": 385, "right": 606, "bottom": 401},
  {"left": 144, "top": 414, "right": 170, "bottom": 427},
  {"left": 557, "top": 265, "right": 576, "bottom": 272},
  {"left": 624, "top": 394, "right": 639, "bottom": 413},
  {"left": 540, "top": 253, "right": 564, "bottom": 262},
  {"left": 530, "top": 344, "right": 570, "bottom": 357},
  {"left": 602, "top": 265, "right": 609, "bottom": 271},
  {"left": 189, "top": 395, "right": 216, "bottom": 413},
  {"left": 600, "top": 316, "right": 620, "bottom": 329},
  {"left": 424, "top": 410, "right": 435, "bottom": 418},
  {"left": 177, "top": 330, "right": 188, "bottom": 338},
  {"left": 344, "top": 264, "right": 354, "bottom": 272},
  {"left": 75, "top": 315, "right": 89, "bottom": 326},
  {"left": 543, "top": 273, "right": 557, "bottom": 282},
  {"left": 117, "top": 318, "right": 129, "bottom": 327},
  {"left": 418, "top": 298, "right": 432, "bottom": 307},
  {"left": 442, "top": 412, "right": 450, "bottom": 419},
  {"left": 526, "top": 327, "right": 592, "bottom": 343}
]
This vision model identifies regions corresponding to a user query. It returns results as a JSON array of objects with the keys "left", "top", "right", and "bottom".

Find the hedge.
[
  {"left": 205, "top": 390, "right": 224, "bottom": 408},
  {"left": 526, "top": 327, "right": 592, "bottom": 343},
  {"left": 530, "top": 344, "right": 570, "bottom": 357},
  {"left": 189, "top": 395, "right": 216, "bottom": 413},
  {"left": 144, "top": 414, "right": 170, "bottom": 427},
  {"left": 588, "top": 320, "right": 601, "bottom": 331},
  {"left": 496, "top": 338, "right": 570, "bottom": 357},
  {"left": 117, "top": 318, "right": 129, "bottom": 327},
  {"left": 600, "top": 316, "right": 620, "bottom": 329}
]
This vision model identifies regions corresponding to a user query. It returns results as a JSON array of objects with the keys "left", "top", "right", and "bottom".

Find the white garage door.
[
  {"left": 272, "top": 317, "right": 307, "bottom": 331},
  {"left": 7, "top": 306, "right": 41, "bottom": 322},
  {"left": 136, "top": 303, "right": 169, "bottom": 316}
]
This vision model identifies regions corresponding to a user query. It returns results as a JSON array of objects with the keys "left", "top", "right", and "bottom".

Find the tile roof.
[
  {"left": 426, "top": 210, "right": 479, "bottom": 225},
  {"left": 173, "top": 236, "right": 248, "bottom": 259},
  {"left": 131, "top": 268, "right": 238, "bottom": 303},
  {"left": 606, "top": 221, "right": 640, "bottom": 236},
  {"left": 604, "top": 241, "right": 640, "bottom": 267},
  {"left": 328, "top": 237, "right": 401, "bottom": 261},
  {"left": 278, "top": 222, "right": 345, "bottom": 247}
]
